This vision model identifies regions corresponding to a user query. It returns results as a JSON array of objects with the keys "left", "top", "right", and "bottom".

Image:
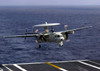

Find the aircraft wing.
[
  {"left": 4, "top": 34, "right": 39, "bottom": 38},
  {"left": 60, "top": 26, "right": 92, "bottom": 40},
  {"left": 61, "top": 26, "right": 92, "bottom": 34},
  {"left": 68, "top": 26, "right": 92, "bottom": 32}
]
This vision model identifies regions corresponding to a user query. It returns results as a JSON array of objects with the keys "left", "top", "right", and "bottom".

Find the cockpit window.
[{"left": 55, "top": 35, "right": 60, "bottom": 37}]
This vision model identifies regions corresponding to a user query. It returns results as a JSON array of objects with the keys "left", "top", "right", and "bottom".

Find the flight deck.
[{"left": 1, "top": 60, "right": 100, "bottom": 71}]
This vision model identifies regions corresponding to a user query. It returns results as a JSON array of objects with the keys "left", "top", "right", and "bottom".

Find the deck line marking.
[
  {"left": 3, "top": 65, "right": 13, "bottom": 71},
  {"left": 78, "top": 61, "right": 100, "bottom": 70},
  {"left": 46, "top": 62, "right": 68, "bottom": 71},
  {"left": 15, "top": 62, "right": 45, "bottom": 65},
  {"left": 88, "top": 60, "right": 100, "bottom": 66},
  {"left": 3, "top": 62, "right": 45, "bottom": 65},
  {"left": 50, "top": 60, "right": 88, "bottom": 63},
  {"left": 13, "top": 64, "right": 27, "bottom": 71}
]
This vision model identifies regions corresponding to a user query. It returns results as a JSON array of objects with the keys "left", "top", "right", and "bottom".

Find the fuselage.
[{"left": 36, "top": 32, "right": 64, "bottom": 43}]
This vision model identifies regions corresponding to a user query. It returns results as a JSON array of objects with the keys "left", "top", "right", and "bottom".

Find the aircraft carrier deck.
[{"left": 1, "top": 60, "right": 100, "bottom": 71}]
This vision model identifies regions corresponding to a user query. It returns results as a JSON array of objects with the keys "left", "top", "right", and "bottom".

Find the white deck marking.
[
  {"left": 60, "top": 68, "right": 68, "bottom": 71},
  {"left": 50, "top": 60, "right": 88, "bottom": 63},
  {"left": 2, "top": 65, "right": 13, "bottom": 71},
  {"left": 78, "top": 61, "right": 100, "bottom": 70},
  {"left": 3, "top": 62, "right": 45, "bottom": 66},
  {"left": 88, "top": 60, "right": 100, "bottom": 66},
  {"left": 13, "top": 64, "right": 27, "bottom": 71}
]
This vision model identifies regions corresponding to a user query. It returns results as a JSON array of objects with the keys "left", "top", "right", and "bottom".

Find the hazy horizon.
[{"left": 0, "top": 0, "right": 100, "bottom": 6}]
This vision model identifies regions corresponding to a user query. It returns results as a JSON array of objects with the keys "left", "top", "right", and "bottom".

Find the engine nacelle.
[
  {"left": 68, "top": 31, "right": 74, "bottom": 34},
  {"left": 65, "top": 32, "right": 68, "bottom": 40}
]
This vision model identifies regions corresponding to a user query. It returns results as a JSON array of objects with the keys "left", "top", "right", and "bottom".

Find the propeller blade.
[
  {"left": 65, "top": 32, "right": 68, "bottom": 40},
  {"left": 64, "top": 25, "right": 68, "bottom": 31},
  {"left": 24, "top": 37, "right": 26, "bottom": 41},
  {"left": 35, "top": 40, "right": 38, "bottom": 43},
  {"left": 51, "top": 26, "right": 54, "bottom": 32},
  {"left": 32, "top": 26, "right": 34, "bottom": 33},
  {"left": 35, "top": 29, "right": 39, "bottom": 33},
  {"left": 66, "top": 39, "right": 70, "bottom": 42},
  {"left": 24, "top": 28, "right": 28, "bottom": 40},
  {"left": 68, "top": 31, "right": 75, "bottom": 34},
  {"left": 72, "top": 31, "right": 75, "bottom": 34},
  {"left": 39, "top": 35, "right": 46, "bottom": 42},
  {"left": 25, "top": 28, "right": 28, "bottom": 35}
]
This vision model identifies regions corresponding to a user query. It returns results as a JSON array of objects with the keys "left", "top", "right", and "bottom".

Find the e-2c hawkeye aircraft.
[{"left": 4, "top": 22, "right": 92, "bottom": 48}]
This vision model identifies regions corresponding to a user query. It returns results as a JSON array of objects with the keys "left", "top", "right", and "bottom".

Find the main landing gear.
[
  {"left": 39, "top": 44, "right": 41, "bottom": 48},
  {"left": 36, "top": 40, "right": 41, "bottom": 48}
]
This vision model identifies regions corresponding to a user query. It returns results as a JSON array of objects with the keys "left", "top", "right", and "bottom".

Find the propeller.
[
  {"left": 24, "top": 28, "right": 28, "bottom": 40},
  {"left": 35, "top": 29, "right": 39, "bottom": 33},
  {"left": 65, "top": 32, "right": 70, "bottom": 42},
  {"left": 64, "top": 25, "right": 68, "bottom": 31},
  {"left": 25, "top": 28, "right": 28, "bottom": 35},
  {"left": 72, "top": 31, "right": 75, "bottom": 34},
  {"left": 35, "top": 40, "right": 38, "bottom": 43},
  {"left": 39, "top": 35, "right": 46, "bottom": 42},
  {"left": 65, "top": 32, "right": 68, "bottom": 40},
  {"left": 66, "top": 39, "right": 70, "bottom": 42},
  {"left": 51, "top": 26, "right": 54, "bottom": 32},
  {"left": 64, "top": 25, "right": 68, "bottom": 40},
  {"left": 32, "top": 26, "right": 34, "bottom": 33},
  {"left": 35, "top": 29, "right": 46, "bottom": 42},
  {"left": 64, "top": 24, "right": 74, "bottom": 34},
  {"left": 64, "top": 25, "right": 75, "bottom": 42},
  {"left": 64, "top": 25, "right": 70, "bottom": 42}
]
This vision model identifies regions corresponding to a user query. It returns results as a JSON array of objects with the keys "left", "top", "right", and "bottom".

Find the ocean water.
[{"left": 0, "top": 6, "right": 100, "bottom": 64}]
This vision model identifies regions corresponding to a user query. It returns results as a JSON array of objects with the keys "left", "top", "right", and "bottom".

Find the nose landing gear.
[{"left": 59, "top": 41, "right": 63, "bottom": 47}]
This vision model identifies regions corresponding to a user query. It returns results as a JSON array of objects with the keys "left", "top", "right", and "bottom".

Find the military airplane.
[{"left": 4, "top": 22, "right": 92, "bottom": 48}]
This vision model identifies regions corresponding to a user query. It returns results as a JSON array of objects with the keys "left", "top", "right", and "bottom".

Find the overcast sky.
[{"left": 0, "top": 0, "right": 100, "bottom": 6}]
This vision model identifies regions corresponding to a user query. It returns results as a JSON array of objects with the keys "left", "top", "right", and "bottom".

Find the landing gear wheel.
[
  {"left": 59, "top": 41, "right": 63, "bottom": 47},
  {"left": 59, "top": 44, "right": 63, "bottom": 47},
  {"left": 39, "top": 45, "right": 41, "bottom": 48}
]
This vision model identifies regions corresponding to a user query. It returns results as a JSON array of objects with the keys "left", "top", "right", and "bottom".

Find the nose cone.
[{"left": 61, "top": 37, "right": 64, "bottom": 41}]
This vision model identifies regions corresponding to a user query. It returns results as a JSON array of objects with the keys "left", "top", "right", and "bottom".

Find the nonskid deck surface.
[{"left": 1, "top": 60, "right": 100, "bottom": 71}]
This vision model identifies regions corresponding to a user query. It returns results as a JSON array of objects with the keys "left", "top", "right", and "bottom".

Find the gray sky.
[{"left": 0, "top": 0, "right": 100, "bottom": 6}]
